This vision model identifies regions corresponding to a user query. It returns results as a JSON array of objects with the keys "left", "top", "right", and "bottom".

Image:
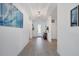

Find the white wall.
[
  {"left": 0, "top": 4, "right": 32, "bottom": 56},
  {"left": 57, "top": 3, "right": 79, "bottom": 56},
  {"left": 51, "top": 7, "right": 57, "bottom": 39},
  {"left": 47, "top": 16, "right": 52, "bottom": 42},
  {"left": 29, "top": 20, "right": 32, "bottom": 39},
  {"left": 47, "top": 6, "right": 57, "bottom": 42},
  {"left": 32, "top": 18, "right": 47, "bottom": 37},
  {"left": 47, "top": 7, "right": 57, "bottom": 42}
]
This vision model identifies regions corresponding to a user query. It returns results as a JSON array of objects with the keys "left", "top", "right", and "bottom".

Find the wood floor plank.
[{"left": 18, "top": 37, "right": 59, "bottom": 56}]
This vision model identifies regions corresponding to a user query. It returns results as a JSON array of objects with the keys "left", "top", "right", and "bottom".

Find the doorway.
[{"left": 37, "top": 24, "right": 42, "bottom": 37}]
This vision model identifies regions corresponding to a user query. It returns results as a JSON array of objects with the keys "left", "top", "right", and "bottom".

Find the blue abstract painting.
[
  {"left": 0, "top": 3, "right": 23, "bottom": 28},
  {"left": 71, "top": 6, "right": 77, "bottom": 26}
]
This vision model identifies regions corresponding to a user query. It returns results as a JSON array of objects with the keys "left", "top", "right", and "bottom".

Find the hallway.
[
  {"left": 18, "top": 37, "right": 59, "bottom": 56},
  {"left": 0, "top": 3, "right": 79, "bottom": 56}
]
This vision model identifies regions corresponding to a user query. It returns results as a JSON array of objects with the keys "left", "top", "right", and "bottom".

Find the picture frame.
[
  {"left": 0, "top": 3, "right": 23, "bottom": 28},
  {"left": 71, "top": 5, "right": 79, "bottom": 26},
  {"left": 51, "top": 19, "right": 55, "bottom": 23}
]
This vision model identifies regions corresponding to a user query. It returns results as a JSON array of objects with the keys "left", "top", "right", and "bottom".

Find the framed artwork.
[
  {"left": 0, "top": 3, "right": 23, "bottom": 28},
  {"left": 71, "top": 5, "right": 78, "bottom": 26},
  {"left": 51, "top": 19, "right": 55, "bottom": 23}
]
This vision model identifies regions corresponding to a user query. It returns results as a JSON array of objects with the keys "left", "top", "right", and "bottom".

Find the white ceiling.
[
  {"left": 14, "top": 3, "right": 57, "bottom": 21},
  {"left": 27, "top": 3, "right": 57, "bottom": 19}
]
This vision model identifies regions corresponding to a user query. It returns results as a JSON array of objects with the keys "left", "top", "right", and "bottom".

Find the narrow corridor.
[{"left": 18, "top": 37, "right": 59, "bottom": 56}]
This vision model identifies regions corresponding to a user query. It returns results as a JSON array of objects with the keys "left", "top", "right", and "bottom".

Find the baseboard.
[
  {"left": 57, "top": 49, "right": 61, "bottom": 56},
  {"left": 17, "top": 39, "right": 30, "bottom": 56}
]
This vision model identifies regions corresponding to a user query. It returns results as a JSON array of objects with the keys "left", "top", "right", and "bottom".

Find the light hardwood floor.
[{"left": 18, "top": 37, "right": 59, "bottom": 56}]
